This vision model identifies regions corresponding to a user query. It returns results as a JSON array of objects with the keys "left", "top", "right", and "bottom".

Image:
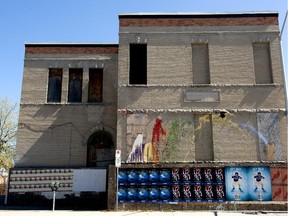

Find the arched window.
[{"left": 86, "top": 131, "right": 114, "bottom": 167}]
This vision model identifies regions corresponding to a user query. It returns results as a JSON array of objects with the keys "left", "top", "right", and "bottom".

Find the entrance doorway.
[{"left": 86, "top": 131, "right": 114, "bottom": 167}]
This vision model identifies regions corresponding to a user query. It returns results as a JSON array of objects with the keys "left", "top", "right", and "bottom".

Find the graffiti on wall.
[
  {"left": 126, "top": 114, "right": 193, "bottom": 163},
  {"left": 125, "top": 112, "right": 282, "bottom": 163}
]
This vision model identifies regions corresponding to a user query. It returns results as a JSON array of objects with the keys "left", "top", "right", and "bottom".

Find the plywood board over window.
[
  {"left": 68, "top": 68, "right": 83, "bottom": 103},
  {"left": 253, "top": 43, "right": 273, "bottom": 84},
  {"left": 47, "top": 68, "right": 62, "bottom": 103},
  {"left": 192, "top": 43, "right": 210, "bottom": 84},
  {"left": 194, "top": 114, "right": 214, "bottom": 161},
  {"left": 88, "top": 68, "right": 103, "bottom": 103}
]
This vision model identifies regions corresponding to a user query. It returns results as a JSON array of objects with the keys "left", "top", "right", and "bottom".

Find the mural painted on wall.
[
  {"left": 126, "top": 113, "right": 194, "bottom": 162},
  {"left": 225, "top": 166, "right": 272, "bottom": 201},
  {"left": 236, "top": 113, "right": 281, "bottom": 161},
  {"left": 125, "top": 112, "right": 281, "bottom": 163},
  {"left": 256, "top": 113, "right": 281, "bottom": 161}
]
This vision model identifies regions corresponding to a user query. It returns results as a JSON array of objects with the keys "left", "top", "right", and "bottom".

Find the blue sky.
[{"left": 0, "top": 0, "right": 287, "bottom": 104}]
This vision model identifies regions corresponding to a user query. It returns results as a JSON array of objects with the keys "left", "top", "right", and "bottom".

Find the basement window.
[
  {"left": 68, "top": 68, "right": 83, "bottom": 103},
  {"left": 47, "top": 68, "right": 62, "bottom": 103},
  {"left": 129, "top": 44, "right": 147, "bottom": 85},
  {"left": 88, "top": 68, "right": 103, "bottom": 103}
]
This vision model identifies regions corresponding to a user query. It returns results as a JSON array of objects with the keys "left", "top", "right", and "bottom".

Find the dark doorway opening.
[{"left": 86, "top": 131, "right": 114, "bottom": 168}]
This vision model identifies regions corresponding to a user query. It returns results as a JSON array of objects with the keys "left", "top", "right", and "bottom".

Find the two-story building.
[{"left": 9, "top": 12, "right": 287, "bottom": 210}]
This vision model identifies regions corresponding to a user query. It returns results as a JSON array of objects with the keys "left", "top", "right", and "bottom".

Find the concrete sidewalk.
[{"left": 0, "top": 210, "right": 287, "bottom": 216}]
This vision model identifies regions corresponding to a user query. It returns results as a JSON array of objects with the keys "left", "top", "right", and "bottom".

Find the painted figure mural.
[{"left": 125, "top": 112, "right": 282, "bottom": 163}]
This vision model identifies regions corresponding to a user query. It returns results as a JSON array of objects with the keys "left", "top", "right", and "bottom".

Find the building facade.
[{"left": 10, "top": 12, "right": 288, "bottom": 210}]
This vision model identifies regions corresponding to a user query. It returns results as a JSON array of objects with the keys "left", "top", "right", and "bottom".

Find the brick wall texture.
[
  {"left": 16, "top": 12, "right": 287, "bottom": 167},
  {"left": 119, "top": 14, "right": 278, "bottom": 27}
]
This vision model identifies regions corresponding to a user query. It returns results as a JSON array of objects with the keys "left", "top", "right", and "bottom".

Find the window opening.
[
  {"left": 129, "top": 44, "right": 147, "bottom": 84},
  {"left": 68, "top": 68, "right": 83, "bottom": 103},
  {"left": 47, "top": 68, "right": 62, "bottom": 102},
  {"left": 88, "top": 68, "right": 103, "bottom": 103}
]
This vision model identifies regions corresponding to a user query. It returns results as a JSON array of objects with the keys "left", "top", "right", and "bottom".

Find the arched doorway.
[{"left": 86, "top": 131, "right": 114, "bottom": 167}]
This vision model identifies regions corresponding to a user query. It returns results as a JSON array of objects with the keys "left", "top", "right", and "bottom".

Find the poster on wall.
[
  {"left": 118, "top": 168, "right": 226, "bottom": 203},
  {"left": 225, "top": 166, "right": 249, "bottom": 201},
  {"left": 225, "top": 166, "right": 272, "bottom": 201},
  {"left": 247, "top": 166, "right": 272, "bottom": 201}
]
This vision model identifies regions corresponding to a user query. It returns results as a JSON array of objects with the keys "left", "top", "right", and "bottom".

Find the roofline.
[
  {"left": 119, "top": 11, "right": 279, "bottom": 18},
  {"left": 25, "top": 43, "right": 119, "bottom": 47}
]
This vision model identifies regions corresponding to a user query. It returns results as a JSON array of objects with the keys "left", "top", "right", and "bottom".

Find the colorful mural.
[
  {"left": 125, "top": 112, "right": 282, "bottom": 163},
  {"left": 256, "top": 113, "right": 281, "bottom": 161},
  {"left": 126, "top": 113, "right": 194, "bottom": 163}
]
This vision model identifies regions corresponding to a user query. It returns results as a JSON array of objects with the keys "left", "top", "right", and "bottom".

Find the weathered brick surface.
[
  {"left": 17, "top": 12, "right": 287, "bottom": 167},
  {"left": 25, "top": 45, "right": 118, "bottom": 54},
  {"left": 119, "top": 14, "right": 278, "bottom": 27},
  {"left": 16, "top": 52, "right": 118, "bottom": 167},
  {"left": 117, "top": 15, "right": 287, "bottom": 162}
]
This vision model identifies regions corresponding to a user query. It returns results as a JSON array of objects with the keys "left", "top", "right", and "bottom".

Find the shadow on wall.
[{"left": 16, "top": 104, "right": 116, "bottom": 168}]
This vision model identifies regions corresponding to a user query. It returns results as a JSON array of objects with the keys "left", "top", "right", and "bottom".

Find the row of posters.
[
  {"left": 118, "top": 166, "right": 272, "bottom": 202},
  {"left": 118, "top": 168, "right": 225, "bottom": 184}
]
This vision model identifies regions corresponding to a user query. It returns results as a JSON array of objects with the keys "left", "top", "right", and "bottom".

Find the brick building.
[{"left": 10, "top": 12, "right": 287, "bottom": 210}]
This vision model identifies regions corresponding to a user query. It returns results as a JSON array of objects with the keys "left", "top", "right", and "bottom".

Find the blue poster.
[
  {"left": 247, "top": 167, "right": 272, "bottom": 201},
  {"left": 225, "top": 166, "right": 272, "bottom": 201},
  {"left": 225, "top": 166, "right": 249, "bottom": 201}
]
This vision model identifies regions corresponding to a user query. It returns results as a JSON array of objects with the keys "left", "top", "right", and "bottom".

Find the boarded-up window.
[
  {"left": 47, "top": 68, "right": 62, "bottom": 102},
  {"left": 129, "top": 44, "right": 147, "bottom": 85},
  {"left": 194, "top": 114, "right": 214, "bottom": 161},
  {"left": 192, "top": 44, "right": 210, "bottom": 84},
  {"left": 253, "top": 43, "right": 273, "bottom": 84},
  {"left": 68, "top": 68, "right": 83, "bottom": 103},
  {"left": 88, "top": 68, "right": 103, "bottom": 103}
]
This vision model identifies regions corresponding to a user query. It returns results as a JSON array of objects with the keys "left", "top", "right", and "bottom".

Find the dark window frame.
[
  {"left": 88, "top": 68, "right": 103, "bottom": 103},
  {"left": 47, "top": 68, "right": 63, "bottom": 103},
  {"left": 68, "top": 68, "right": 83, "bottom": 103}
]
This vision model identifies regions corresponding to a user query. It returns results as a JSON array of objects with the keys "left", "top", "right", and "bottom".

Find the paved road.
[{"left": 0, "top": 210, "right": 287, "bottom": 216}]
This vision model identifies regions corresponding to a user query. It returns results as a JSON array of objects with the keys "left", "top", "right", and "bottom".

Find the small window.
[
  {"left": 253, "top": 43, "right": 273, "bottom": 84},
  {"left": 192, "top": 44, "right": 210, "bottom": 84},
  {"left": 47, "top": 68, "right": 62, "bottom": 102},
  {"left": 129, "top": 44, "right": 147, "bottom": 85},
  {"left": 88, "top": 68, "right": 103, "bottom": 103},
  {"left": 68, "top": 68, "right": 83, "bottom": 103}
]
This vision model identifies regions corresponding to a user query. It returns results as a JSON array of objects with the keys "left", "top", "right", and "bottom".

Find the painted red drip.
[{"left": 151, "top": 118, "right": 166, "bottom": 161}]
